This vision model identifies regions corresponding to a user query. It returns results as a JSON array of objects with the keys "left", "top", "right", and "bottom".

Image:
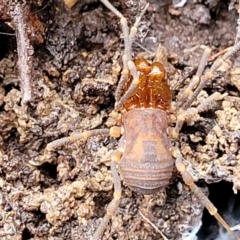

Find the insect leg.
[
  {"left": 115, "top": 60, "right": 139, "bottom": 110},
  {"left": 177, "top": 11, "right": 240, "bottom": 111},
  {"left": 176, "top": 47, "right": 211, "bottom": 109},
  {"left": 99, "top": 0, "right": 131, "bottom": 60},
  {"left": 129, "top": 3, "right": 149, "bottom": 47},
  {"left": 99, "top": 0, "right": 133, "bottom": 105},
  {"left": 93, "top": 147, "right": 124, "bottom": 240},
  {"left": 170, "top": 91, "right": 226, "bottom": 139},
  {"left": 172, "top": 147, "right": 239, "bottom": 240},
  {"left": 29, "top": 129, "right": 109, "bottom": 166},
  {"left": 99, "top": 0, "right": 149, "bottom": 111}
]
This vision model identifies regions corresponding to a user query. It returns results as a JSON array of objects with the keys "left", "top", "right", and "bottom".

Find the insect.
[{"left": 34, "top": 0, "right": 240, "bottom": 239}]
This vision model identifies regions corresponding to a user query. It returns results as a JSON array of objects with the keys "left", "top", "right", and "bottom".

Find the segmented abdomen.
[{"left": 119, "top": 109, "right": 173, "bottom": 195}]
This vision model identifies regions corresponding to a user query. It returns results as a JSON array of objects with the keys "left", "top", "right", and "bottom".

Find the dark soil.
[{"left": 0, "top": 0, "right": 240, "bottom": 240}]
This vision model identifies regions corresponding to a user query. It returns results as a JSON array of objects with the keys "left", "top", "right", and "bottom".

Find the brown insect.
[{"left": 33, "top": 0, "right": 240, "bottom": 239}]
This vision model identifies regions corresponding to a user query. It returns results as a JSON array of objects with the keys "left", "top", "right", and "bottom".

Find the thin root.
[{"left": 139, "top": 210, "right": 168, "bottom": 240}]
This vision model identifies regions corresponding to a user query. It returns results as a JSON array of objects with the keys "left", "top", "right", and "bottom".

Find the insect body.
[
  {"left": 120, "top": 108, "right": 173, "bottom": 195},
  {"left": 119, "top": 58, "right": 173, "bottom": 194}
]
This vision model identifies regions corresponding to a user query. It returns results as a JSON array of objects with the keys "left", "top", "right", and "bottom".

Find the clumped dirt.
[{"left": 0, "top": 0, "right": 239, "bottom": 240}]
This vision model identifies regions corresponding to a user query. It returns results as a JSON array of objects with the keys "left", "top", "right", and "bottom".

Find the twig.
[
  {"left": 6, "top": 2, "right": 34, "bottom": 103},
  {"left": 235, "top": 1, "right": 240, "bottom": 43}
]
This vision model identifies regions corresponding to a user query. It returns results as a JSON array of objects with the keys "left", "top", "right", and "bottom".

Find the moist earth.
[{"left": 0, "top": 0, "right": 240, "bottom": 239}]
